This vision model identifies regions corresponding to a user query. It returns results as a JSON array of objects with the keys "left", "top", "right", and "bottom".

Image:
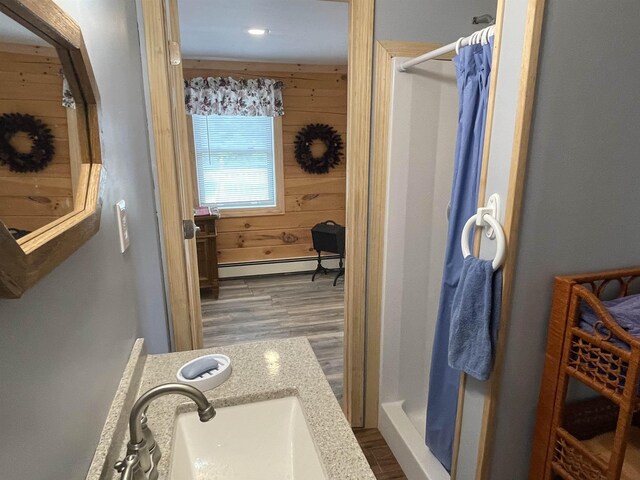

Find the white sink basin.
[{"left": 169, "top": 396, "right": 327, "bottom": 479}]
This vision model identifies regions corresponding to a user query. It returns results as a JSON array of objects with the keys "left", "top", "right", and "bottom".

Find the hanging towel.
[{"left": 448, "top": 256, "right": 502, "bottom": 381}]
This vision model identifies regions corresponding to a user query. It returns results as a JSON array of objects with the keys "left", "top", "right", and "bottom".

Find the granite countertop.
[{"left": 96, "top": 337, "right": 375, "bottom": 480}]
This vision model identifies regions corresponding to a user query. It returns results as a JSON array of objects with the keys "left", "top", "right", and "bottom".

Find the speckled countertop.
[{"left": 89, "top": 337, "right": 375, "bottom": 480}]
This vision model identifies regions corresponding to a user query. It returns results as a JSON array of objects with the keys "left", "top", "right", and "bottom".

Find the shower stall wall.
[{"left": 378, "top": 57, "right": 458, "bottom": 480}]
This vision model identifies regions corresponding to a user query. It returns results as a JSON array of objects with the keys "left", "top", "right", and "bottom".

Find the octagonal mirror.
[{"left": 0, "top": 0, "right": 102, "bottom": 298}]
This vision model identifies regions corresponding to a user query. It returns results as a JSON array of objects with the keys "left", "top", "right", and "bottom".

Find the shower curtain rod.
[{"left": 398, "top": 25, "right": 496, "bottom": 72}]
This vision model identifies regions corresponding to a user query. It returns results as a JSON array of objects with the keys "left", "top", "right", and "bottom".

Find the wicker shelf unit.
[{"left": 530, "top": 268, "right": 640, "bottom": 480}]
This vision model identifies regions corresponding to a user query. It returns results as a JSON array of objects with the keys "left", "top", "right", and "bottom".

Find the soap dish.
[{"left": 176, "top": 354, "right": 232, "bottom": 391}]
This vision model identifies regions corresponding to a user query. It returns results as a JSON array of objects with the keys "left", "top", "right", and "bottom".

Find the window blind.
[{"left": 192, "top": 115, "right": 277, "bottom": 209}]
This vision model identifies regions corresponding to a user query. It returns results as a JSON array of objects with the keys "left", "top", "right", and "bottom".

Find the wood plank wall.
[
  {"left": 182, "top": 60, "right": 347, "bottom": 264},
  {"left": 0, "top": 43, "right": 73, "bottom": 233}
]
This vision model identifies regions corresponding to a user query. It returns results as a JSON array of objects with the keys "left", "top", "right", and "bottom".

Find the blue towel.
[
  {"left": 579, "top": 293, "right": 640, "bottom": 350},
  {"left": 448, "top": 256, "right": 503, "bottom": 381}
]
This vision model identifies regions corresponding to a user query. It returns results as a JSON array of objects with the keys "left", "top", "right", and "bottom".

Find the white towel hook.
[{"left": 460, "top": 194, "right": 507, "bottom": 271}]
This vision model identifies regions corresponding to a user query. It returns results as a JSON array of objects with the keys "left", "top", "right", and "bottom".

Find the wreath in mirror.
[
  {"left": 0, "top": 113, "right": 55, "bottom": 173},
  {"left": 294, "top": 123, "right": 343, "bottom": 174}
]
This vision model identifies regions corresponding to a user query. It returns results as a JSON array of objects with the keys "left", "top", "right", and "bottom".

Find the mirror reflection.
[{"left": 0, "top": 13, "right": 78, "bottom": 241}]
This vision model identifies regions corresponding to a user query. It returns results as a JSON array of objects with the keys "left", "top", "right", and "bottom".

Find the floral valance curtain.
[
  {"left": 184, "top": 76, "right": 284, "bottom": 117},
  {"left": 62, "top": 75, "right": 76, "bottom": 109}
]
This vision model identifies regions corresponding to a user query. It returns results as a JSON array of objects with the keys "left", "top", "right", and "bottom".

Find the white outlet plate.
[{"left": 115, "top": 200, "right": 130, "bottom": 253}]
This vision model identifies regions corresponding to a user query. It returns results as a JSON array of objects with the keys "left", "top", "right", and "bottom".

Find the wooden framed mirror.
[{"left": 0, "top": 0, "right": 102, "bottom": 298}]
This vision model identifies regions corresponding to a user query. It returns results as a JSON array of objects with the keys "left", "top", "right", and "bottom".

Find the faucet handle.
[
  {"left": 114, "top": 456, "right": 132, "bottom": 472},
  {"left": 115, "top": 454, "right": 143, "bottom": 480}
]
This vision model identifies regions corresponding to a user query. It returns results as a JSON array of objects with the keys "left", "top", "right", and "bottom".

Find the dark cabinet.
[{"left": 194, "top": 213, "right": 219, "bottom": 299}]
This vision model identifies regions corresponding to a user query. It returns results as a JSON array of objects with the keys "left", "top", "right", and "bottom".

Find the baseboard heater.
[{"left": 218, "top": 255, "right": 341, "bottom": 279}]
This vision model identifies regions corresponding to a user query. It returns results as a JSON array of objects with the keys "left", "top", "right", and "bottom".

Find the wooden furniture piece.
[
  {"left": 530, "top": 267, "right": 640, "bottom": 480},
  {"left": 0, "top": 0, "right": 103, "bottom": 298},
  {"left": 195, "top": 209, "right": 219, "bottom": 298}
]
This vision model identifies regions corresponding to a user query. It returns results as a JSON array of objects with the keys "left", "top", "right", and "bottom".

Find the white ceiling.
[
  {"left": 0, "top": 12, "right": 49, "bottom": 46},
  {"left": 178, "top": 0, "right": 348, "bottom": 64}
]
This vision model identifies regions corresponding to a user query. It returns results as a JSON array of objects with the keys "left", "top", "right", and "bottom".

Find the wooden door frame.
[
  {"left": 140, "top": 0, "right": 202, "bottom": 351},
  {"left": 365, "top": 0, "right": 547, "bottom": 474},
  {"left": 139, "top": 0, "right": 375, "bottom": 425},
  {"left": 343, "top": 0, "right": 375, "bottom": 427}
]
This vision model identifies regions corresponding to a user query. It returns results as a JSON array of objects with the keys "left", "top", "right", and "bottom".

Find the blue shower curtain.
[{"left": 425, "top": 38, "right": 494, "bottom": 471}]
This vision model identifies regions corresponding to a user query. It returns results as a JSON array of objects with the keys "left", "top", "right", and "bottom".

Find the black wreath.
[
  {"left": 0, "top": 113, "right": 55, "bottom": 173},
  {"left": 294, "top": 123, "right": 343, "bottom": 174}
]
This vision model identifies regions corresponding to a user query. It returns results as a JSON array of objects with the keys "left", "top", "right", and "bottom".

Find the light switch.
[{"left": 115, "top": 200, "right": 130, "bottom": 253}]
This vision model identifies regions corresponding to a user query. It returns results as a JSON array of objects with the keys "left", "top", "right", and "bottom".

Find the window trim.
[{"left": 187, "top": 115, "right": 284, "bottom": 218}]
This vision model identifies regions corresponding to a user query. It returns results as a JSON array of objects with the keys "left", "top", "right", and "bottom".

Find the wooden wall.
[
  {"left": 0, "top": 43, "right": 73, "bottom": 233},
  {"left": 182, "top": 60, "right": 347, "bottom": 264}
]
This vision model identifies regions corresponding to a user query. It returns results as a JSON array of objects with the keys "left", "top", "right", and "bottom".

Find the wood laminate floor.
[
  {"left": 354, "top": 429, "right": 408, "bottom": 479},
  {"left": 201, "top": 272, "right": 344, "bottom": 402}
]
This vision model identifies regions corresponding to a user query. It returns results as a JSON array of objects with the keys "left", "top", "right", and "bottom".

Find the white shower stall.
[{"left": 377, "top": 57, "right": 458, "bottom": 480}]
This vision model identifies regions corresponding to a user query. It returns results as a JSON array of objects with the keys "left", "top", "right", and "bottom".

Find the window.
[{"left": 191, "top": 114, "right": 283, "bottom": 215}]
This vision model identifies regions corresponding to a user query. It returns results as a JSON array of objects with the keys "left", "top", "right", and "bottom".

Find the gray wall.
[
  {"left": 487, "top": 1, "right": 640, "bottom": 478},
  {"left": 0, "top": 0, "right": 169, "bottom": 479},
  {"left": 375, "top": 0, "right": 497, "bottom": 42}
]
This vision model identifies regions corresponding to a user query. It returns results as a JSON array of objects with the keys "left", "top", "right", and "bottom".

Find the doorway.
[
  {"left": 181, "top": 0, "right": 348, "bottom": 404},
  {"left": 139, "top": 0, "right": 374, "bottom": 425}
]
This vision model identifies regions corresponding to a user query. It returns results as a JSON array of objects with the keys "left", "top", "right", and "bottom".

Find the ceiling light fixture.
[{"left": 247, "top": 28, "right": 268, "bottom": 36}]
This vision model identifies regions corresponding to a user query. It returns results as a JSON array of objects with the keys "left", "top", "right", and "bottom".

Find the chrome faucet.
[{"left": 115, "top": 383, "right": 216, "bottom": 480}]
